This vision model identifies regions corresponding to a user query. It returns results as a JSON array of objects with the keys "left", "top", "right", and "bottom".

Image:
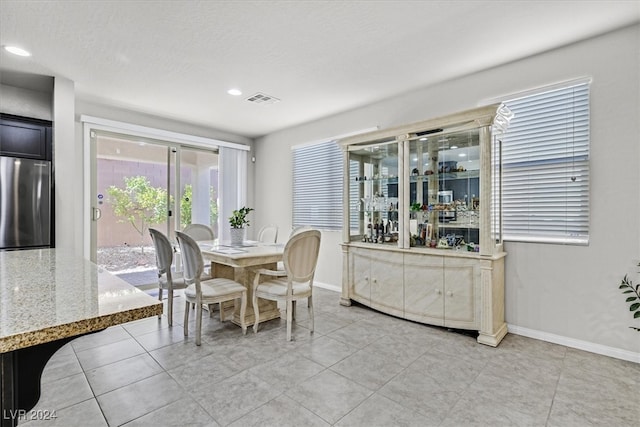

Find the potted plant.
[
  {"left": 229, "top": 206, "right": 254, "bottom": 246},
  {"left": 618, "top": 261, "right": 640, "bottom": 332}
]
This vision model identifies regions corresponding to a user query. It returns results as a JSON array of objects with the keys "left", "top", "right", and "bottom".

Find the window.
[
  {"left": 292, "top": 141, "right": 343, "bottom": 229},
  {"left": 501, "top": 81, "right": 590, "bottom": 244}
]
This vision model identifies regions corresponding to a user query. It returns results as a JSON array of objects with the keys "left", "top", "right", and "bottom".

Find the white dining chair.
[
  {"left": 289, "top": 225, "right": 312, "bottom": 237},
  {"left": 272, "top": 225, "right": 312, "bottom": 271},
  {"left": 182, "top": 223, "right": 215, "bottom": 241},
  {"left": 251, "top": 229, "right": 321, "bottom": 341},
  {"left": 175, "top": 231, "right": 247, "bottom": 345},
  {"left": 182, "top": 223, "right": 215, "bottom": 279},
  {"left": 149, "top": 228, "right": 189, "bottom": 327},
  {"left": 257, "top": 224, "right": 279, "bottom": 243}
]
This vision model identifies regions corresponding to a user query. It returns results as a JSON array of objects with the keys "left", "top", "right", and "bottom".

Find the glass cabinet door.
[
  {"left": 348, "top": 139, "right": 399, "bottom": 244},
  {"left": 407, "top": 129, "right": 481, "bottom": 251},
  {"left": 340, "top": 104, "right": 511, "bottom": 256}
]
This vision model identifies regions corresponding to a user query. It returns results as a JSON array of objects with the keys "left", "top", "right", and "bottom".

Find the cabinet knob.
[
  {"left": 364, "top": 276, "right": 369, "bottom": 281},
  {"left": 447, "top": 291, "right": 453, "bottom": 297},
  {"left": 372, "top": 278, "right": 377, "bottom": 284},
  {"left": 435, "top": 288, "right": 441, "bottom": 295}
]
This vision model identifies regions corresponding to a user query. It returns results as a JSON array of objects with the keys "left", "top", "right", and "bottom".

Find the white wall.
[
  {"left": 254, "top": 25, "right": 640, "bottom": 358},
  {"left": 75, "top": 100, "right": 253, "bottom": 147},
  {"left": 53, "top": 77, "right": 79, "bottom": 252},
  {"left": 0, "top": 83, "right": 52, "bottom": 120}
]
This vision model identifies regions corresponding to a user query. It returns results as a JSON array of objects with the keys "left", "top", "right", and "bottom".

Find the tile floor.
[{"left": 18, "top": 288, "right": 639, "bottom": 427}]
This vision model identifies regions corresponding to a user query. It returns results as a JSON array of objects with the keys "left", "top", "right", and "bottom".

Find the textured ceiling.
[{"left": 1, "top": 1, "right": 638, "bottom": 138}]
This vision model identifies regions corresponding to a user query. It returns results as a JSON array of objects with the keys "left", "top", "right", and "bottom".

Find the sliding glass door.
[
  {"left": 177, "top": 147, "right": 219, "bottom": 237},
  {"left": 90, "top": 131, "right": 176, "bottom": 286},
  {"left": 90, "top": 131, "right": 223, "bottom": 287}
]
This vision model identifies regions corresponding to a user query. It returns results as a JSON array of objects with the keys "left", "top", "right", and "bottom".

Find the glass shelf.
[
  {"left": 341, "top": 103, "right": 511, "bottom": 255},
  {"left": 354, "top": 177, "right": 399, "bottom": 184},
  {"left": 409, "top": 170, "right": 480, "bottom": 182}
]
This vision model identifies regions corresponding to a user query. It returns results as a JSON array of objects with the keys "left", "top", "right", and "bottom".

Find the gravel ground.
[{"left": 96, "top": 245, "right": 157, "bottom": 274}]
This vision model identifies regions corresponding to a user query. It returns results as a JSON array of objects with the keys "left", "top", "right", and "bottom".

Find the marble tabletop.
[
  {"left": 198, "top": 240, "right": 284, "bottom": 267},
  {"left": 0, "top": 249, "right": 163, "bottom": 353}
]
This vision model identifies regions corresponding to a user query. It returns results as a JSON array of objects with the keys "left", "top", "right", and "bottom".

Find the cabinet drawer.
[{"left": 0, "top": 116, "right": 51, "bottom": 160}]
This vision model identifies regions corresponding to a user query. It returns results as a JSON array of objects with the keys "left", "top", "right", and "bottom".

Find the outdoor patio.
[{"left": 97, "top": 245, "right": 158, "bottom": 292}]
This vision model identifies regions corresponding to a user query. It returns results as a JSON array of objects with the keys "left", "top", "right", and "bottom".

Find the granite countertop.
[{"left": 0, "top": 249, "right": 163, "bottom": 353}]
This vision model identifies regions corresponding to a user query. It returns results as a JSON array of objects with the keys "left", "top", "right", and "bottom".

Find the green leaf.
[
  {"left": 635, "top": 311, "right": 640, "bottom": 319},
  {"left": 630, "top": 303, "right": 640, "bottom": 311},
  {"left": 626, "top": 296, "right": 638, "bottom": 302},
  {"left": 623, "top": 290, "right": 634, "bottom": 294},
  {"left": 619, "top": 284, "right": 628, "bottom": 289}
]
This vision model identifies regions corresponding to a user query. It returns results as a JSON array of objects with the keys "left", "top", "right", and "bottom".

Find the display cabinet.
[{"left": 339, "top": 104, "right": 513, "bottom": 346}]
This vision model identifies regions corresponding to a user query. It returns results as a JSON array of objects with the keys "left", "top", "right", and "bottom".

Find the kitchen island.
[{"left": 0, "top": 249, "right": 163, "bottom": 427}]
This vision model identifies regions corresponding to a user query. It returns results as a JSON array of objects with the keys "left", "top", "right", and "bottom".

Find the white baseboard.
[
  {"left": 508, "top": 325, "right": 640, "bottom": 364},
  {"left": 310, "top": 285, "right": 639, "bottom": 364},
  {"left": 314, "top": 281, "right": 341, "bottom": 293}
]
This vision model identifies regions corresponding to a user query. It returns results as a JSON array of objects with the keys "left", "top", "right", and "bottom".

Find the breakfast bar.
[{"left": 0, "top": 249, "right": 163, "bottom": 427}]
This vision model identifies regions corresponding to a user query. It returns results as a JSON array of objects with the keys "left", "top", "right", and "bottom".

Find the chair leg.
[
  {"left": 240, "top": 293, "right": 247, "bottom": 335},
  {"left": 219, "top": 302, "right": 225, "bottom": 322},
  {"left": 292, "top": 300, "right": 296, "bottom": 321},
  {"left": 195, "top": 302, "right": 202, "bottom": 346},
  {"left": 286, "top": 299, "right": 293, "bottom": 341},
  {"left": 252, "top": 291, "right": 260, "bottom": 334},
  {"left": 157, "top": 287, "right": 163, "bottom": 319},
  {"left": 167, "top": 289, "right": 174, "bottom": 326},
  {"left": 308, "top": 295, "right": 314, "bottom": 334},
  {"left": 183, "top": 301, "right": 190, "bottom": 337}
]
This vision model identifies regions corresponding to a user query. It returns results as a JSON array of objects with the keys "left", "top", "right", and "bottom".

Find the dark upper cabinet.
[{"left": 0, "top": 114, "right": 52, "bottom": 161}]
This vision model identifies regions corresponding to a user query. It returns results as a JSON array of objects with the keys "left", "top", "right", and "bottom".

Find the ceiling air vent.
[{"left": 245, "top": 92, "right": 281, "bottom": 105}]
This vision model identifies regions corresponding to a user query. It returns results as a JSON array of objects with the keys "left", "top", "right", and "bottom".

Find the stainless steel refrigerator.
[{"left": 0, "top": 156, "right": 52, "bottom": 250}]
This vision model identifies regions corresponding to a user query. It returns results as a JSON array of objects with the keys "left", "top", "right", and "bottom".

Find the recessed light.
[
  {"left": 419, "top": 137, "right": 427, "bottom": 141},
  {"left": 459, "top": 153, "right": 466, "bottom": 157},
  {"left": 227, "top": 88, "right": 242, "bottom": 96},
  {"left": 4, "top": 46, "right": 31, "bottom": 57},
  {"left": 450, "top": 145, "right": 458, "bottom": 149}
]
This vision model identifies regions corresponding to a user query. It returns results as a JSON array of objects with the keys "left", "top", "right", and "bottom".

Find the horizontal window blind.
[
  {"left": 349, "top": 160, "right": 360, "bottom": 231},
  {"left": 502, "top": 82, "right": 590, "bottom": 244},
  {"left": 292, "top": 141, "right": 343, "bottom": 230}
]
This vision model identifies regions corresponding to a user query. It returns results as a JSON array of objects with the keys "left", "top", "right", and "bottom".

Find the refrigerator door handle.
[{"left": 92, "top": 207, "right": 102, "bottom": 221}]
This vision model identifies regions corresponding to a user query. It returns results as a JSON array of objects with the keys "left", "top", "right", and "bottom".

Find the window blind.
[
  {"left": 502, "top": 82, "right": 590, "bottom": 244},
  {"left": 349, "top": 159, "right": 360, "bottom": 231},
  {"left": 292, "top": 141, "right": 343, "bottom": 229}
]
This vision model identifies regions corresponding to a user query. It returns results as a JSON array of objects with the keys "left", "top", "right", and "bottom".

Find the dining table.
[
  {"left": 0, "top": 249, "right": 163, "bottom": 427},
  {"left": 197, "top": 240, "right": 285, "bottom": 328}
]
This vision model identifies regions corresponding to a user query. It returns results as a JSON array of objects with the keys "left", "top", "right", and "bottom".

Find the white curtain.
[{"left": 218, "top": 147, "right": 247, "bottom": 242}]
